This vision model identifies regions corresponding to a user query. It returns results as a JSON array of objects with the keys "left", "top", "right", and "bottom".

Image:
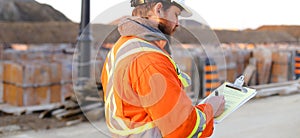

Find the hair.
[{"left": 132, "top": 2, "right": 172, "bottom": 18}]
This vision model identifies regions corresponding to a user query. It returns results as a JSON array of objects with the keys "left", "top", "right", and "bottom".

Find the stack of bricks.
[
  {"left": 218, "top": 49, "right": 237, "bottom": 82},
  {"left": 0, "top": 45, "right": 3, "bottom": 103},
  {"left": 2, "top": 48, "right": 74, "bottom": 106},
  {"left": 232, "top": 49, "right": 251, "bottom": 76},
  {"left": 270, "top": 51, "right": 292, "bottom": 83},
  {"left": 3, "top": 61, "right": 63, "bottom": 106},
  {"left": 253, "top": 48, "right": 272, "bottom": 85},
  {"left": 51, "top": 53, "right": 74, "bottom": 100}
]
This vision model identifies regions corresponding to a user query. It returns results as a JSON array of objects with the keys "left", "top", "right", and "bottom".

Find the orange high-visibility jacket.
[
  {"left": 101, "top": 35, "right": 214, "bottom": 137},
  {"left": 101, "top": 16, "right": 214, "bottom": 138}
]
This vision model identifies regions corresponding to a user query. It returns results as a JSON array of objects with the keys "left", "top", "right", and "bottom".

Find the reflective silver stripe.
[
  {"left": 104, "top": 38, "right": 160, "bottom": 136},
  {"left": 106, "top": 52, "right": 112, "bottom": 72},
  {"left": 105, "top": 51, "right": 127, "bottom": 131},
  {"left": 105, "top": 38, "right": 191, "bottom": 137},
  {"left": 191, "top": 109, "right": 207, "bottom": 138},
  {"left": 180, "top": 72, "right": 192, "bottom": 86},
  {"left": 116, "top": 38, "right": 161, "bottom": 58},
  {"left": 105, "top": 81, "right": 124, "bottom": 130},
  {"left": 114, "top": 39, "right": 163, "bottom": 66}
]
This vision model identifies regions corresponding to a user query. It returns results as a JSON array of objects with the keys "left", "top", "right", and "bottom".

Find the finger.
[
  {"left": 221, "top": 99, "right": 225, "bottom": 105},
  {"left": 218, "top": 102, "right": 225, "bottom": 111}
]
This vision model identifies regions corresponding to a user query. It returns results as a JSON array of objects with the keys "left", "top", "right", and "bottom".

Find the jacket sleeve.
[{"left": 130, "top": 53, "right": 214, "bottom": 137}]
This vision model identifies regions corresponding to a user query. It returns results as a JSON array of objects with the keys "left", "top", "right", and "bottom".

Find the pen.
[{"left": 215, "top": 90, "right": 219, "bottom": 96}]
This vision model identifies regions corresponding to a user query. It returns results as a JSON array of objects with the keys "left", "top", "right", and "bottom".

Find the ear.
[{"left": 153, "top": 2, "right": 164, "bottom": 18}]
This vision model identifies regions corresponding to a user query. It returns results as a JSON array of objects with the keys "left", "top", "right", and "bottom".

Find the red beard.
[{"left": 158, "top": 18, "right": 178, "bottom": 35}]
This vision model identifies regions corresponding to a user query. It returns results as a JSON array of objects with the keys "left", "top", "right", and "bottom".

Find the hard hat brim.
[{"left": 173, "top": 1, "right": 192, "bottom": 17}]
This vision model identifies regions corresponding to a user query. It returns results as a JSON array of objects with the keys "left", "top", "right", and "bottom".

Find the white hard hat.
[
  {"left": 130, "top": 0, "right": 192, "bottom": 17},
  {"left": 171, "top": 0, "right": 192, "bottom": 17}
]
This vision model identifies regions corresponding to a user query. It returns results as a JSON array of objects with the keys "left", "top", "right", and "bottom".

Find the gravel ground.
[{"left": 4, "top": 93, "right": 300, "bottom": 138}]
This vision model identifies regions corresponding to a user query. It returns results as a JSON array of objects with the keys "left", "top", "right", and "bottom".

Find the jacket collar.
[{"left": 118, "top": 16, "right": 169, "bottom": 46}]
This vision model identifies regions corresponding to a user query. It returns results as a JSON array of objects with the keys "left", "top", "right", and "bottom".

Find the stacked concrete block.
[
  {"left": 2, "top": 60, "right": 65, "bottom": 106},
  {"left": 218, "top": 49, "right": 237, "bottom": 82},
  {"left": 232, "top": 50, "right": 251, "bottom": 76},
  {"left": 0, "top": 45, "right": 79, "bottom": 106},
  {"left": 270, "top": 52, "right": 290, "bottom": 83},
  {"left": 0, "top": 61, "right": 3, "bottom": 103},
  {"left": 253, "top": 48, "right": 272, "bottom": 85},
  {"left": 1, "top": 47, "right": 75, "bottom": 106}
]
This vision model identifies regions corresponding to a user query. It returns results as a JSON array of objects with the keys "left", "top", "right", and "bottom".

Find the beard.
[{"left": 158, "top": 18, "right": 178, "bottom": 35}]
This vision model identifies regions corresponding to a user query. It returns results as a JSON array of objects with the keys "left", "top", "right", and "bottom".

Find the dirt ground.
[
  {"left": 0, "top": 113, "right": 66, "bottom": 137},
  {"left": 3, "top": 93, "right": 300, "bottom": 138}
]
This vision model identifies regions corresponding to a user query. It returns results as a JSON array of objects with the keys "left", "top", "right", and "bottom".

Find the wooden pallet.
[{"left": 252, "top": 80, "right": 300, "bottom": 98}]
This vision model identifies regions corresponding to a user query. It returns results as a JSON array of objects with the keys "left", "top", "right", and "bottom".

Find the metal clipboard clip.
[{"left": 225, "top": 75, "right": 248, "bottom": 93}]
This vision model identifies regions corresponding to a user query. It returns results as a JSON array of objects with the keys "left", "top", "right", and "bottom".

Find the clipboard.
[{"left": 200, "top": 75, "right": 257, "bottom": 124}]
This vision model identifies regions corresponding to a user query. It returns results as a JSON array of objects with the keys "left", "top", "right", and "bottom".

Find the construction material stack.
[
  {"left": 0, "top": 45, "right": 3, "bottom": 103},
  {"left": 2, "top": 45, "right": 74, "bottom": 106}
]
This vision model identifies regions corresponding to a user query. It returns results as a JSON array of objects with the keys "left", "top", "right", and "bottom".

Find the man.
[{"left": 101, "top": 0, "right": 225, "bottom": 137}]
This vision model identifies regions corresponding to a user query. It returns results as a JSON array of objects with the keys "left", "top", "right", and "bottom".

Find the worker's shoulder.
[
  {"left": 129, "top": 52, "right": 177, "bottom": 82},
  {"left": 127, "top": 51, "right": 175, "bottom": 75},
  {"left": 117, "top": 36, "right": 174, "bottom": 67},
  {"left": 134, "top": 51, "right": 172, "bottom": 66}
]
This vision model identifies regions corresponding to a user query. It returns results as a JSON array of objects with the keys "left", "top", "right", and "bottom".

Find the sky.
[{"left": 36, "top": 0, "right": 300, "bottom": 30}]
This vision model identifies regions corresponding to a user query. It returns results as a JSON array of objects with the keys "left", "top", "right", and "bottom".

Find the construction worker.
[{"left": 101, "top": 0, "right": 225, "bottom": 137}]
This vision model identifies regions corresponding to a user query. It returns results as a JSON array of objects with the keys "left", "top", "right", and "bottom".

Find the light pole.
[{"left": 77, "top": 0, "right": 92, "bottom": 87}]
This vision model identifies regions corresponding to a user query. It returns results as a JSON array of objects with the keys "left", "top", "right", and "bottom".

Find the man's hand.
[{"left": 205, "top": 96, "right": 225, "bottom": 117}]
